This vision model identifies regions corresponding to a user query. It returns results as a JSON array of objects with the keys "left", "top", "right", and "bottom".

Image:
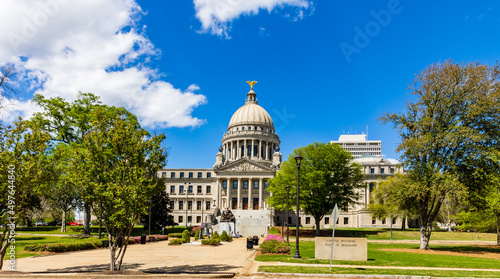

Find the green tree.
[
  {"left": 0, "top": 119, "right": 51, "bottom": 269},
  {"left": 381, "top": 60, "right": 500, "bottom": 249},
  {"left": 268, "top": 142, "right": 364, "bottom": 236},
  {"left": 368, "top": 174, "right": 418, "bottom": 230},
  {"left": 140, "top": 190, "right": 172, "bottom": 232},
  {"left": 77, "top": 106, "right": 167, "bottom": 271},
  {"left": 31, "top": 92, "right": 102, "bottom": 235}
]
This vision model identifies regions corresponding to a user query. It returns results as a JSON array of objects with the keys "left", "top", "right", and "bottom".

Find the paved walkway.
[{"left": 8, "top": 237, "right": 256, "bottom": 275}]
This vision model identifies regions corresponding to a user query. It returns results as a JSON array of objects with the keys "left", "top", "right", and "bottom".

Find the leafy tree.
[
  {"left": 456, "top": 211, "right": 492, "bottom": 240},
  {"left": 140, "top": 190, "right": 172, "bottom": 232},
  {"left": 381, "top": 60, "right": 500, "bottom": 249},
  {"left": 368, "top": 174, "right": 418, "bottom": 230},
  {"left": 436, "top": 193, "right": 463, "bottom": 232},
  {"left": 268, "top": 142, "right": 364, "bottom": 236},
  {"left": 44, "top": 144, "right": 80, "bottom": 232},
  {"left": 0, "top": 119, "right": 51, "bottom": 269},
  {"left": 77, "top": 106, "right": 167, "bottom": 271},
  {"left": 31, "top": 92, "right": 102, "bottom": 235}
]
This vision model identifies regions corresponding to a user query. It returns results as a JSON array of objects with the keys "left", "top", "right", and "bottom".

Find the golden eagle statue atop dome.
[{"left": 246, "top": 81, "right": 257, "bottom": 90}]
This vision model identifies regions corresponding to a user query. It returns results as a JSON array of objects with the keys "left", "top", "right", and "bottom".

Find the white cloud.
[
  {"left": 0, "top": 0, "right": 206, "bottom": 128},
  {"left": 193, "top": 0, "right": 313, "bottom": 37}
]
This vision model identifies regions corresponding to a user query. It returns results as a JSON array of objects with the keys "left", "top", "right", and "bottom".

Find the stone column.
[
  {"left": 248, "top": 179, "right": 252, "bottom": 210},
  {"left": 237, "top": 178, "right": 242, "bottom": 210},
  {"left": 244, "top": 139, "right": 247, "bottom": 158},
  {"left": 237, "top": 141, "right": 240, "bottom": 159},
  {"left": 259, "top": 178, "right": 263, "bottom": 209},
  {"left": 265, "top": 141, "right": 269, "bottom": 160},
  {"left": 259, "top": 140, "right": 262, "bottom": 159}
]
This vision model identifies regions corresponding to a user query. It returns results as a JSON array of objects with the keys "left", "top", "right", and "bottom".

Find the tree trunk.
[
  {"left": 419, "top": 225, "right": 431, "bottom": 250},
  {"left": 83, "top": 203, "right": 91, "bottom": 235},
  {"left": 315, "top": 218, "right": 321, "bottom": 236},
  {"left": 401, "top": 217, "right": 406, "bottom": 231},
  {"left": 61, "top": 210, "right": 67, "bottom": 233},
  {"left": 109, "top": 237, "right": 115, "bottom": 271}
]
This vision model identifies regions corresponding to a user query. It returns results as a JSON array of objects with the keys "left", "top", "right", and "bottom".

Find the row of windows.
[
  {"left": 170, "top": 185, "right": 211, "bottom": 194},
  {"left": 176, "top": 215, "right": 207, "bottom": 224},
  {"left": 170, "top": 201, "right": 211, "bottom": 211},
  {"left": 372, "top": 218, "right": 396, "bottom": 225},
  {"left": 163, "top": 172, "right": 212, "bottom": 179},
  {"left": 231, "top": 126, "right": 274, "bottom": 133},
  {"left": 302, "top": 216, "right": 350, "bottom": 225},
  {"left": 221, "top": 180, "right": 269, "bottom": 190},
  {"left": 369, "top": 168, "right": 395, "bottom": 174}
]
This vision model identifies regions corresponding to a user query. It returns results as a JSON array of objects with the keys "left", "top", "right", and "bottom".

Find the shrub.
[
  {"left": 24, "top": 241, "right": 102, "bottom": 252},
  {"left": 268, "top": 227, "right": 280, "bottom": 235},
  {"left": 182, "top": 229, "right": 190, "bottom": 243},
  {"left": 259, "top": 234, "right": 290, "bottom": 254},
  {"left": 220, "top": 230, "right": 232, "bottom": 242},
  {"left": 211, "top": 231, "right": 219, "bottom": 240},
  {"left": 194, "top": 229, "right": 200, "bottom": 241},
  {"left": 201, "top": 238, "right": 220, "bottom": 246},
  {"left": 168, "top": 233, "right": 183, "bottom": 238},
  {"left": 169, "top": 239, "right": 183, "bottom": 245}
]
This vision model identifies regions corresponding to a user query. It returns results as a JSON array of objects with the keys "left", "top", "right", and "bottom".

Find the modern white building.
[
  {"left": 331, "top": 134, "right": 382, "bottom": 158},
  {"left": 158, "top": 84, "right": 404, "bottom": 234}
]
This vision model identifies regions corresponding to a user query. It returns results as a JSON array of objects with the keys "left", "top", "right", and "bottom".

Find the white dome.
[{"left": 228, "top": 90, "right": 274, "bottom": 130}]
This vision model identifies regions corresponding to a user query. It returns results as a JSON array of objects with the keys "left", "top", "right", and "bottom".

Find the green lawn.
[
  {"left": 255, "top": 240, "right": 500, "bottom": 269},
  {"left": 4, "top": 235, "right": 104, "bottom": 259},
  {"left": 258, "top": 266, "right": 500, "bottom": 278}
]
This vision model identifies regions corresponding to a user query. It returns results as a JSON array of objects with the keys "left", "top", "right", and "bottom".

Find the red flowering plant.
[{"left": 259, "top": 234, "right": 290, "bottom": 254}]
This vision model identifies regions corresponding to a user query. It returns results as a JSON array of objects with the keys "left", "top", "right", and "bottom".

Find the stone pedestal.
[{"left": 219, "top": 222, "right": 235, "bottom": 236}]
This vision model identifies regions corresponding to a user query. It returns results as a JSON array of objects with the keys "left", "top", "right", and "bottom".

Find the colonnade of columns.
[
  {"left": 217, "top": 177, "right": 267, "bottom": 210},
  {"left": 223, "top": 139, "right": 277, "bottom": 161}
]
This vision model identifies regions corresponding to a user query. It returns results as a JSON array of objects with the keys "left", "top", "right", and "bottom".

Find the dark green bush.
[
  {"left": 211, "top": 231, "right": 219, "bottom": 239},
  {"left": 194, "top": 229, "right": 200, "bottom": 241},
  {"left": 268, "top": 227, "right": 280, "bottom": 235},
  {"left": 169, "top": 239, "right": 183, "bottom": 245},
  {"left": 181, "top": 229, "right": 190, "bottom": 243},
  {"left": 201, "top": 238, "right": 220, "bottom": 245},
  {"left": 220, "top": 230, "right": 232, "bottom": 242},
  {"left": 168, "top": 233, "right": 183, "bottom": 238},
  {"left": 24, "top": 241, "right": 102, "bottom": 252}
]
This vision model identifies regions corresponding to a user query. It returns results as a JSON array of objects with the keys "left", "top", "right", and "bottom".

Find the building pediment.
[{"left": 214, "top": 158, "right": 274, "bottom": 173}]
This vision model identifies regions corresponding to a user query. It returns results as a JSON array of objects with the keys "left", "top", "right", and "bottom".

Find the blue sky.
[{"left": 1, "top": 0, "right": 499, "bottom": 168}]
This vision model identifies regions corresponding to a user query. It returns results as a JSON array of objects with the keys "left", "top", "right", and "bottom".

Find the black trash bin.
[
  {"left": 246, "top": 237, "right": 253, "bottom": 249},
  {"left": 140, "top": 234, "right": 147, "bottom": 244},
  {"left": 252, "top": 235, "right": 259, "bottom": 245}
]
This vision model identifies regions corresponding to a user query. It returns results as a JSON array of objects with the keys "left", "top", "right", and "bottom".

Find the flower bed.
[{"left": 259, "top": 234, "right": 290, "bottom": 254}]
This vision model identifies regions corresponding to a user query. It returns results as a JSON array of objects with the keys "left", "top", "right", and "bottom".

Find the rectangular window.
[
  {"left": 243, "top": 180, "right": 248, "bottom": 189},
  {"left": 305, "top": 217, "right": 310, "bottom": 225},
  {"left": 233, "top": 180, "right": 238, "bottom": 189},
  {"left": 254, "top": 145, "right": 258, "bottom": 157},
  {"left": 187, "top": 216, "right": 192, "bottom": 223},
  {"left": 344, "top": 217, "right": 349, "bottom": 225},
  {"left": 169, "top": 201, "right": 174, "bottom": 209},
  {"left": 179, "top": 185, "right": 184, "bottom": 194},
  {"left": 189, "top": 172, "right": 193, "bottom": 178},
  {"left": 197, "top": 185, "right": 202, "bottom": 193},
  {"left": 336, "top": 219, "right": 339, "bottom": 224},
  {"left": 188, "top": 201, "right": 192, "bottom": 210},
  {"left": 179, "top": 172, "right": 184, "bottom": 178},
  {"left": 207, "top": 172, "right": 211, "bottom": 178},
  {"left": 222, "top": 180, "right": 227, "bottom": 189},
  {"left": 198, "top": 172, "right": 202, "bottom": 178},
  {"left": 196, "top": 216, "right": 201, "bottom": 223},
  {"left": 392, "top": 217, "right": 396, "bottom": 224},
  {"left": 370, "top": 168, "right": 375, "bottom": 174},
  {"left": 253, "top": 180, "right": 259, "bottom": 189},
  {"left": 170, "top": 185, "right": 175, "bottom": 194},
  {"left": 171, "top": 172, "right": 175, "bottom": 178},
  {"left": 197, "top": 201, "right": 202, "bottom": 210},
  {"left": 325, "top": 217, "right": 330, "bottom": 224},
  {"left": 264, "top": 180, "right": 269, "bottom": 188},
  {"left": 380, "top": 168, "right": 385, "bottom": 174},
  {"left": 206, "top": 201, "right": 211, "bottom": 210},
  {"left": 178, "top": 216, "right": 183, "bottom": 223},
  {"left": 179, "top": 201, "right": 184, "bottom": 210},
  {"left": 390, "top": 168, "right": 395, "bottom": 174},
  {"left": 232, "top": 197, "right": 237, "bottom": 209},
  {"left": 162, "top": 172, "right": 166, "bottom": 178},
  {"left": 188, "top": 185, "right": 193, "bottom": 193},
  {"left": 382, "top": 219, "right": 386, "bottom": 224},
  {"left": 206, "top": 185, "right": 211, "bottom": 193},
  {"left": 247, "top": 145, "right": 251, "bottom": 156},
  {"left": 372, "top": 218, "right": 376, "bottom": 225}
]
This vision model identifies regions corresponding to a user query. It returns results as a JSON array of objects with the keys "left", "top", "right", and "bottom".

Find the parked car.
[
  {"left": 35, "top": 221, "right": 47, "bottom": 226},
  {"left": 67, "top": 221, "right": 78, "bottom": 226}
]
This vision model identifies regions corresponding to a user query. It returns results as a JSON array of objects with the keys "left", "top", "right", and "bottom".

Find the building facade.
[{"left": 158, "top": 84, "right": 404, "bottom": 234}]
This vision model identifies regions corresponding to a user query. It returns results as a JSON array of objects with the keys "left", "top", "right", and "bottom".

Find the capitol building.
[{"left": 158, "top": 83, "right": 403, "bottom": 235}]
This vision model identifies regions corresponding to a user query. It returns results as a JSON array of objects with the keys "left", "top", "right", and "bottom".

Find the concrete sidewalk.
[{"left": 6, "top": 237, "right": 256, "bottom": 275}]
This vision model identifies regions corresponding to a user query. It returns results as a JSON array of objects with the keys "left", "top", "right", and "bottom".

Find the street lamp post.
[
  {"left": 286, "top": 185, "right": 291, "bottom": 243},
  {"left": 294, "top": 156, "right": 303, "bottom": 259},
  {"left": 281, "top": 196, "right": 284, "bottom": 238}
]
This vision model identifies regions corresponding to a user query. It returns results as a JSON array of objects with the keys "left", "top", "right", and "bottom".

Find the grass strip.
[{"left": 258, "top": 265, "right": 500, "bottom": 278}]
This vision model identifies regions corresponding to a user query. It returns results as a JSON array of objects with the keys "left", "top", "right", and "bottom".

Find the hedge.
[
  {"left": 25, "top": 241, "right": 102, "bottom": 252},
  {"left": 201, "top": 238, "right": 220, "bottom": 246},
  {"left": 169, "top": 239, "right": 183, "bottom": 245},
  {"left": 168, "top": 233, "right": 183, "bottom": 238}
]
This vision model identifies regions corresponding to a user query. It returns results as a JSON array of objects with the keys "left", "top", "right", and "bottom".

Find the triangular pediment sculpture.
[{"left": 214, "top": 158, "right": 273, "bottom": 173}]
